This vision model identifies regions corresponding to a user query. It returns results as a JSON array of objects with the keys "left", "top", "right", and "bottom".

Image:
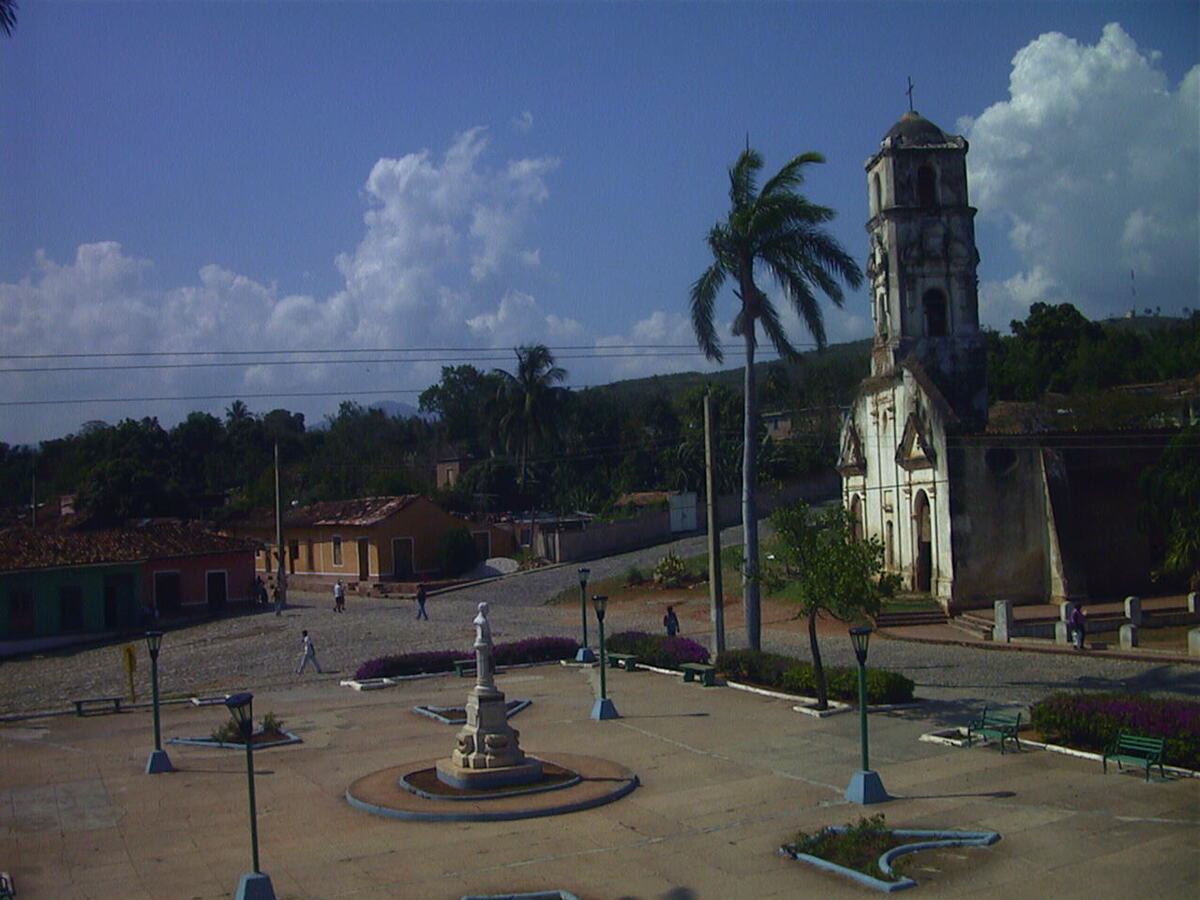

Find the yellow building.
[{"left": 227, "top": 496, "right": 514, "bottom": 584}]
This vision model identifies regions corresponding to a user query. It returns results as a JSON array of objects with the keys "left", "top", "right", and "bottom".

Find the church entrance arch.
[{"left": 914, "top": 490, "right": 933, "bottom": 592}]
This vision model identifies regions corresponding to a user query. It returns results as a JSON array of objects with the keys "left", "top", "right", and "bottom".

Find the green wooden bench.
[
  {"left": 1103, "top": 733, "right": 1166, "bottom": 781},
  {"left": 72, "top": 696, "right": 123, "bottom": 717},
  {"left": 607, "top": 652, "right": 639, "bottom": 671},
  {"left": 0, "top": 870, "right": 14, "bottom": 899},
  {"left": 967, "top": 707, "right": 1022, "bottom": 754},
  {"left": 453, "top": 659, "right": 476, "bottom": 678},
  {"left": 679, "top": 662, "right": 717, "bottom": 687}
]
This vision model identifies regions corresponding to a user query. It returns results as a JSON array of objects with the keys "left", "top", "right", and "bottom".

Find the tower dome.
[{"left": 883, "top": 111, "right": 951, "bottom": 146}]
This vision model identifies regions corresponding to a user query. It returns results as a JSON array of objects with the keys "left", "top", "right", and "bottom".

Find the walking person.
[
  {"left": 1069, "top": 603, "right": 1087, "bottom": 650},
  {"left": 416, "top": 583, "right": 429, "bottom": 620},
  {"left": 333, "top": 579, "right": 345, "bottom": 613},
  {"left": 663, "top": 605, "right": 679, "bottom": 637},
  {"left": 296, "top": 629, "right": 323, "bottom": 674},
  {"left": 272, "top": 579, "right": 282, "bottom": 616}
]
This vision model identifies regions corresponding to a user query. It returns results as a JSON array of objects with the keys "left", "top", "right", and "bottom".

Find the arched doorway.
[
  {"left": 914, "top": 490, "right": 933, "bottom": 592},
  {"left": 849, "top": 495, "right": 864, "bottom": 542}
]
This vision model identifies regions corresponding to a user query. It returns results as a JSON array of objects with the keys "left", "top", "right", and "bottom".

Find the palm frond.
[
  {"left": 690, "top": 261, "right": 727, "bottom": 363},
  {"left": 756, "top": 298, "right": 802, "bottom": 361},
  {"left": 728, "top": 148, "right": 763, "bottom": 210},
  {"left": 760, "top": 151, "right": 824, "bottom": 199}
]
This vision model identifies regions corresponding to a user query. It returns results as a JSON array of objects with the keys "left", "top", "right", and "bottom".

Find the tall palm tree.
[
  {"left": 690, "top": 148, "right": 862, "bottom": 650},
  {"left": 492, "top": 345, "right": 567, "bottom": 487}
]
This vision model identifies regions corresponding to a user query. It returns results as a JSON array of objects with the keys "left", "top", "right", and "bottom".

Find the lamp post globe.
[
  {"left": 590, "top": 595, "right": 619, "bottom": 720},
  {"left": 224, "top": 692, "right": 277, "bottom": 900},
  {"left": 144, "top": 631, "right": 173, "bottom": 774},
  {"left": 575, "top": 567, "right": 595, "bottom": 662},
  {"left": 845, "top": 626, "right": 889, "bottom": 805}
]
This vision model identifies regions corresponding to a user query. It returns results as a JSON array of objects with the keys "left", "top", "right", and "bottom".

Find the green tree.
[
  {"left": 493, "top": 345, "right": 567, "bottom": 488},
  {"left": 419, "top": 365, "right": 504, "bottom": 454},
  {"left": 1142, "top": 425, "right": 1200, "bottom": 590},
  {"left": 768, "top": 502, "right": 894, "bottom": 709},
  {"left": 690, "top": 148, "right": 862, "bottom": 650}
]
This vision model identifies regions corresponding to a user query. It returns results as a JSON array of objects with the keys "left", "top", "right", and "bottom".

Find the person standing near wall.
[
  {"left": 663, "top": 605, "right": 679, "bottom": 637},
  {"left": 416, "top": 583, "right": 429, "bottom": 620}
]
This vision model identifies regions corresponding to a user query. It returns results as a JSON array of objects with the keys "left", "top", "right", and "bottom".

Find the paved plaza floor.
[{"left": 2, "top": 657, "right": 1197, "bottom": 899}]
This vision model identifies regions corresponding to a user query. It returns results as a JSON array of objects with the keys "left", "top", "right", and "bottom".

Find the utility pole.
[
  {"left": 30, "top": 470, "right": 36, "bottom": 527},
  {"left": 704, "top": 392, "right": 725, "bottom": 655},
  {"left": 274, "top": 441, "right": 286, "bottom": 609}
]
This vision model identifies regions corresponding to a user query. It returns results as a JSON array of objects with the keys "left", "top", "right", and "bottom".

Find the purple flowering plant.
[
  {"left": 1030, "top": 691, "right": 1200, "bottom": 769},
  {"left": 354, "top": 636, "right": 579, "bottom": 681}
]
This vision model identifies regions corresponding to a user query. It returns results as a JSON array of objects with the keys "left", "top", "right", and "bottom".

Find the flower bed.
[
  {"left": 1030, "top": 691, "right": 1200, "bottom": 770},
  {"left": 355, "top": 636, "right": 580, "bottom": 680},
  {"left": 716, "top": 649, "right": 914, "bottom": 705},
  {"left": 605, "top": 631, "right": 710, "bottom": 668}
]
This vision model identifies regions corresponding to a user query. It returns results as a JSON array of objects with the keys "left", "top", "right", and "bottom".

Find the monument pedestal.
[{"left": 436, "top": 614, "right": 543, "bottom": 790}]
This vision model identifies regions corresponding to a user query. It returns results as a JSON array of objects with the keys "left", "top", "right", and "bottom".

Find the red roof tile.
[{"left": 0, "top": 523, "right": 258, "bottom": 573}]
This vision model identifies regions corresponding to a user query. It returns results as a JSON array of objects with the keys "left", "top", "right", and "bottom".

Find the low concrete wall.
[{"left": 541, "top": 472, "right": 841, "bottom": 563}]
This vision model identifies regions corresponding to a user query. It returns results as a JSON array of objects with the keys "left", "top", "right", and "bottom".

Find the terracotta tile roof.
[
  {"left": 0, "top": 522, "right": 258, "bottom": 573},
  {"left": 228, "top": 496, "right": 423, "bottom": 531}
]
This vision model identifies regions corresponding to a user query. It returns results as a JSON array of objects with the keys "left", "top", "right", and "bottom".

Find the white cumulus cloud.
[{"left": 961, "top": 22, "right": 1199, "bottom": 324}]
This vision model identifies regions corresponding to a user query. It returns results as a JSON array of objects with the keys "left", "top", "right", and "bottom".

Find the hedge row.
[
  {"left": 1030, "top": 691, "right": 1200, "bottom": 770},
  {"left": 715, "top": 649, "right": 915, "bottom": 705},
  {"left": 606, "top": 631, "right": 710, "bottom": 668},
  {"left": 355, "top": 636, "right": 579, "bottom": 680}
]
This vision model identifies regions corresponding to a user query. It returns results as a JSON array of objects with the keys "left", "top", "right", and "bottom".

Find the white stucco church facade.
[{"left": 838, "top": 110, "right": 988, "bottom": 608}]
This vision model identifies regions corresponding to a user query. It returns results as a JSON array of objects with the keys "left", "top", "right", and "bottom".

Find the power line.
[
  {"left": 0, "top": 343, "right": 807, "bottom": 363},
  {"left": 0, "top": 348, "right": 754, "bottom": 376}
]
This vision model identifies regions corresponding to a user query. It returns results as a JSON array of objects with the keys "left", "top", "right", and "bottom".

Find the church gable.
[
  {"left": 896, "top": 410, "right": 936, "bottom": 470},
  {"left": 837, "top": 423, "right": 867, "bottom": 477}
]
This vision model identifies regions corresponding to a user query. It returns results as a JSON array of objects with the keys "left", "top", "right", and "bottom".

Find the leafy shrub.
[
  {"left": 715, "top": 648, "right": 914, "bottom": 705},
  {"left": 437, "top": 527, "right": 480, "bottom": 577},
  {"left": 652, "top": 552, "right": 687, "bottom": 588},
  {"left": 209, "top": 711, "right": 284, "bottom": 744},
  {"left": 1030, "top": 691, "right": 1200, "bottom": 770},
  {"left": 625, "top": 565, "right": 646, "bottom": 586},
  {"left": 606, "top": 631, "right": 710, "bottom": 668},
  {"left": 787, "top": 815, "right": 905, "bottom": 881},
  {"left": 355, "top": 637, "right": 579, "bottom": 680}
]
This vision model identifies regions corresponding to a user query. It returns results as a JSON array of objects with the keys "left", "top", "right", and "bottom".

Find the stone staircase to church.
[{"left": 874, "top": 609, "right": 949, "bottom": 629}]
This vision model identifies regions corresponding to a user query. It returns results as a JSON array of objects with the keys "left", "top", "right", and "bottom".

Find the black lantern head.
[
  {"left": 145, "top": 630, "right": 163, "bottom": 659},
  {"left": 225, "top": 692, "right": 254, "bottom": 738},
  {"left": 849, "top": 626, "right": 872, "bottom": 665},
  {"left": 592, "top": 594, "right": 608, "bottom": 622},
  {"left": 578, "top": 567, "right": 590, "bottom": 589}
]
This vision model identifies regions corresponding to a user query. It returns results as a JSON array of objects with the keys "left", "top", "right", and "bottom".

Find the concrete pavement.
[{"left": 1, "top": 657, "right": 1196, "bottom": 899}]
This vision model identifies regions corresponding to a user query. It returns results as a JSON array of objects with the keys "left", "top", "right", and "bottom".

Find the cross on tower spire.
[{"left": 906, "top": 76, "right": 915, "bottom": 112}]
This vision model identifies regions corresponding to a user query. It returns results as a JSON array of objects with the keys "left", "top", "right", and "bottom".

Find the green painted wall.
[{"left": 1, "top": 564, "right": 143, "bottom": 639}]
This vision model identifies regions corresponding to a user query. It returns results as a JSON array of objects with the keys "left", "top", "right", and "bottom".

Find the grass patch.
[{"left": 880, "top": 593, "right": 942, "bottom": 614}]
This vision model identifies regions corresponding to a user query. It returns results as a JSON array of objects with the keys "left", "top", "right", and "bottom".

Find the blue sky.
[{"left": 2, "top": 1, "right": 1197, "bottom": 445}]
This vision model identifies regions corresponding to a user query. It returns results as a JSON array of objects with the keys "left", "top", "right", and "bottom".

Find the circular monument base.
[
  {"left": 435, "top": 756, "right": 544, "bottom": 790},
  {"left": 346, "top": 752, "right": 638, "bottom": 822}
]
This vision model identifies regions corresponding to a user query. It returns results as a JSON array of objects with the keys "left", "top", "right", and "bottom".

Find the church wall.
[
  {"left": 841, "top": 374, "right": 954, "bottom": 606},
  {"left": 946, "top": 442, "right": 1051, "bottom": 608}
]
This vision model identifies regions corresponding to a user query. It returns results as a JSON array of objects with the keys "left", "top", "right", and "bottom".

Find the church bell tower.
[{"left": 865, "top": 110, "right": 986, "bottom": 428}]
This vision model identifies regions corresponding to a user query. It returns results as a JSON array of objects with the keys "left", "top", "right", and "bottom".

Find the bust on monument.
[{"left": 473, "top": 601, "right": 495, "bottom": 689}]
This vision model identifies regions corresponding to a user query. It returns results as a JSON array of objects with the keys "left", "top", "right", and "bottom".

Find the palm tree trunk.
[{"left": 742, "top": 322, "right": 760, "bottom": 650}]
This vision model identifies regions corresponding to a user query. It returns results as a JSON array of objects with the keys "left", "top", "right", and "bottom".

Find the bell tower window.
[
  {"left": 871, "top": 173, "right": 882, "bottom": 215},
  {"left": 923, "top": 289, "right": 948, "bottom": 337},
  {"left": 917, "top": 165, "right": 937, "bottom": 208}
]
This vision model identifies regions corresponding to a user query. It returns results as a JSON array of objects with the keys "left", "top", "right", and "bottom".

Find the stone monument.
[{"left": 435, "top": 602, "right": 543, "bottom": 789}]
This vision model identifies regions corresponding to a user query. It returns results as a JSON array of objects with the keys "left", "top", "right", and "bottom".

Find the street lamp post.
[
  {"left": 225, "top": 693, "right": 277, "bottom": 900},
  {"left": 845, "top": 626, "right": 889, "bottom": 805},
  {"left": 144, "top": 631, "right": 174, "bottom": 774},
  {"left": 574, "top": 567, "right": 596, "bottom": 662},
  {"left": 590, "top": 595, "right": 619, "bottom": 720}
]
